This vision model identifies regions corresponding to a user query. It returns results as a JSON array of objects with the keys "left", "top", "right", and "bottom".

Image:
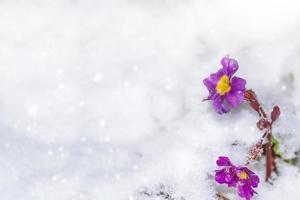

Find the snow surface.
[{"left": 1, "top": 0, "right": 300, "bottom": 199}]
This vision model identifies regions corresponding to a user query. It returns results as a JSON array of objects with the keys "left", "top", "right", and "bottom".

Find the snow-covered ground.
[{"left": 1, "top": 0, "right": 300, "bottom": 199}]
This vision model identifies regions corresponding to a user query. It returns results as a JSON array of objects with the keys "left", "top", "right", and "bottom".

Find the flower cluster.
[
  {"left": 203, "top": 56, "right": 284, "bottom": 199},
  {"left": 203, "top": 56, "right": 246, "bottom": 114},
  {"left": 215, "top": 157, "right": 260, "bottom": 200}
]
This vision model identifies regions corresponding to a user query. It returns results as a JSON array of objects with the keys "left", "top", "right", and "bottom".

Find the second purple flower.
[{"left": 215, "top": 156, "right": 260, "bottom": 200}]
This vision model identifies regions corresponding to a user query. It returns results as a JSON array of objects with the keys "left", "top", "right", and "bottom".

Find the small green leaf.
[
  {"left": 284, "top": 158, "right": 296, "bottom": 165},
  {"left": 272, "top": 136, "right": 283, "bottom": 158}
]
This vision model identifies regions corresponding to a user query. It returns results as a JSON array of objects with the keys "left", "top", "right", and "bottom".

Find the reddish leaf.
[
  {"left": 271, "top": 106, "right": 281, "bottom": 122},
  {"left": 244, "top": 90, "right": 256, "bottom": 101},
  {"left": 250, "top": 101, "right": 260, "bottom": 113},
  {"left": 257, "top": 119, "right": 271, "bottom": 130}
]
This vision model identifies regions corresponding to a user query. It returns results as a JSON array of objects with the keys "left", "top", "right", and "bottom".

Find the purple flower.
[
  {"left": 215, "top": 156, "right": 260, "bottom": 200},
  {"left": 203, "top": 56, "right": 246, "bottom": 114}
]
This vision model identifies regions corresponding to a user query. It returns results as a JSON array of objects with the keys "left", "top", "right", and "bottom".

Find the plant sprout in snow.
[{"left": 204, "top": 56, "right": 284, "bottom": 200}]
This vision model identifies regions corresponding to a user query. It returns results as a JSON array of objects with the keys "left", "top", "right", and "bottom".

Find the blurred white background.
[{"left": 1, "top": 0, "right": 300, "bottom": 199}]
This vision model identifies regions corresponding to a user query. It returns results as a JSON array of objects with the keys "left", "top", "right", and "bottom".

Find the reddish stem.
[
  {"left": 265, "top": 130, "right": 272, "bottom": 181},
  {"left": 244, "top": 89, "right": 278, "bottom": 182}
]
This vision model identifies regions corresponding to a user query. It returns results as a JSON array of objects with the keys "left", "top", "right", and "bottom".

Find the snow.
[{"left": 0, "top": 0, "right": 300, "bottom": 199}]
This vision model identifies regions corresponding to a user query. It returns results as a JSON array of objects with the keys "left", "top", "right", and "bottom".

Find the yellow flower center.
[
  {"left": 216, "top": 75, "right": 231, "bottom": 95},
  {"left": 238, "top": 171, "right": 248, "bottom": 180}
]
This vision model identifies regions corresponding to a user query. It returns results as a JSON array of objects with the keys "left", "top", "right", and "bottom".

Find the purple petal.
[
  {"left": 226, "top": 90, "right": 244, "bottom": 108},
  {"left": 203, "top": 92, "right": 218, "bottom": 101},
  {"left": 213, "top": 96, "right": 230, "bottom": 114},
  {"left": 248, "top": 172, "right": 260, "bottom": 188},
  {"left": 203, "top": 69, "right": 224, "bottom": 94},
  {"left": 216, "top": 156, "right": 231, "bottom": 166},
  {"left": 227, "top": 178, "right": 238, "bottom": 187},
  {"left": 215, "top": 169, "right": 227, "bottom": 184},
  {"left": 250, "top": 176, "right": 260, "bottom": 188},
  {"left": 221, "top": 56, "right": 239, "bottom": 77},
  {"left": 238, "top": 184, "right": 255, "bottom": 200},
  {"left": 215, "top": 169, "right": 237, "bottom": 187},
  {"left": 203, "top": 78, "right": 216, "bottom": 95},
  {"left": 231, "top": 76, "right": 246, "bottom": 92}
]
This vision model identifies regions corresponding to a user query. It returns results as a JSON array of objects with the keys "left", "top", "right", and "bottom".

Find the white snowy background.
[{"left": 1, "top": 0, "right": 300, "bottom": 199}]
